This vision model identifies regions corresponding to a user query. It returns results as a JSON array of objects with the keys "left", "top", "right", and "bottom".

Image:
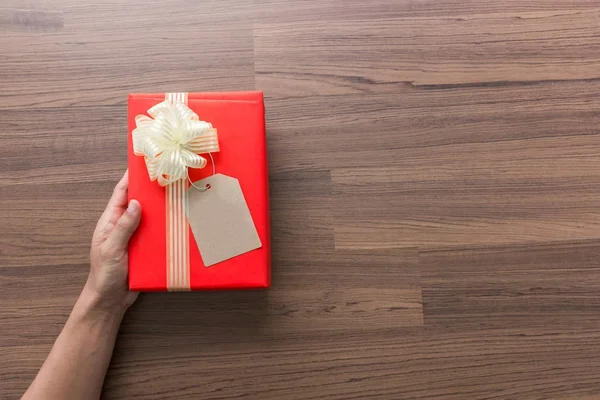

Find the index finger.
[
  {"left": 107, "top": 171, "right": 129, "bottom": 211},
  {"left": 99, "top": 171, "right": 129, "bottom": 226}
]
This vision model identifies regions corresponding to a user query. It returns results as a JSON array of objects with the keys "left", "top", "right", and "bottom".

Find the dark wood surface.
[{"left": 2, "top": 1, "right": 600, "bottom": 399}]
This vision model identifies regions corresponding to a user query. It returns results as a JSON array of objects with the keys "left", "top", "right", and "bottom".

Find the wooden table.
[{"left": 2, "top": 1, "right": 600, "bottom": 399}]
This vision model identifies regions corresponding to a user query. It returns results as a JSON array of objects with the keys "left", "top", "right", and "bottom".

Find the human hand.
[{"left": 86, "top": 171, "right": 141, "bottom": 313}]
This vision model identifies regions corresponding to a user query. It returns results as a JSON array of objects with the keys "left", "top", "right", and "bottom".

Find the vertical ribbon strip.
[
  {"left": 132, "top": 92, "right": 220, "bottom": 290},
  {"left": 166, "top": 92, "right": 190, "bottom": 290}
]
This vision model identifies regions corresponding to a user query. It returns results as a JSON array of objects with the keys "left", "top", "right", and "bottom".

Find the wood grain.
[
  {"left": 254, "top": 11, "right": 600, "bottom": 96},
  {"left": 3, "top": 0, "right": 600, "bottom": 399},
  {"left": 253, "top": 0, "right": 600, "bottom": 22},
  {"left": 0, "top": 2, "right": 256, "bottom": 109},
  {"left": 332, "top": 134, "right": 600, "bottom": 249},
  {"left": 420, "top": 242, "right": 600, "bottom": 326},
  {"left": 262, "top": 81, "right": 600, "bottom": 172}
]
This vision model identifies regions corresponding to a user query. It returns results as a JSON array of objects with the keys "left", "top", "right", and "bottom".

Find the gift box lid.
[{"left": 127, "top": 92, "right": 270, "bottom": 291}]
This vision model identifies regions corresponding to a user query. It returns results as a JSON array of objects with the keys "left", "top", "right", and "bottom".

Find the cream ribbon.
[
  {"left": 133, "top": 94, "right": 219, "bottom": 290},
  {"left": 132, "top": 100, "right": 219, "bottom": 186}
]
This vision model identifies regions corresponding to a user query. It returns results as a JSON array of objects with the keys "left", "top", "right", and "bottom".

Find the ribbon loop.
[{"left": 133, "top": 100, "right": 220, "bottom": 186}]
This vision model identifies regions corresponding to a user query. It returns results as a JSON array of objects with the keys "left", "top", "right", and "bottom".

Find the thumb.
[{"left": 106, "top": 200, "right": 141, "bottom": 250}]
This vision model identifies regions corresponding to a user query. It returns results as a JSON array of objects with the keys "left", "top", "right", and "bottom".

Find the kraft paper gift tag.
[{"left": 186, "top": 174, "right": 262, "bottom": 267}]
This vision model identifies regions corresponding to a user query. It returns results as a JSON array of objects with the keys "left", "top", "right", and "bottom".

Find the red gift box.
[{"left": 127, "top": 92, "right": 270, "bottom": 291}]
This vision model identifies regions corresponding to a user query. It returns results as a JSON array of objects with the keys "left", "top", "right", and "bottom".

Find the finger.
[
  {"left": 105, "top": 199, "right": 141, "bottom": 251},
  {"left": 97, "top": 171, "right": 129, "bottom": 228},
  {"left": 107, "top": 171, "right": 129, "bottom": 213}
]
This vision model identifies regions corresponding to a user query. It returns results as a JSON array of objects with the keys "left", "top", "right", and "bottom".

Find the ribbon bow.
[{"left": 132, "top": 100, "right": 219, "bottom": 186}]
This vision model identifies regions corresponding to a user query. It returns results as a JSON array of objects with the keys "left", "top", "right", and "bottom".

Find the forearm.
[
  {"left": 24, "top": 172, "right": 140, "bottom": 399},
  {"left": 23, "top": 285, "right": 125, "bottom": 400}
]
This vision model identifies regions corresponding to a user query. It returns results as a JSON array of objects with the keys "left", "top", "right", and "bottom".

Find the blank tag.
[{"left": 186, "top": 174, "right": 262, "bottom": 267}]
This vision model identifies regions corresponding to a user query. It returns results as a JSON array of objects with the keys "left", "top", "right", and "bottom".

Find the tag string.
[{"left": 188, "top": 153, "right": 215, "bottom": 192}]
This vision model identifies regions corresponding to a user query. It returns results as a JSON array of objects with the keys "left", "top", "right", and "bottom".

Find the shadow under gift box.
[{"left": 127, "top": 92, "right": 270, "bottom": 291}]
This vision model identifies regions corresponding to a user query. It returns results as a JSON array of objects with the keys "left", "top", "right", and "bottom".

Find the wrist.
[{"left": 76, "top": 285, "right": 128, "bottom": 322}]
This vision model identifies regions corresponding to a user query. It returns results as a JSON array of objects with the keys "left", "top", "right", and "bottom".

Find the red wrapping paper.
[{"left": 127, "top": 92, "right": 270, "bottom": 291}]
